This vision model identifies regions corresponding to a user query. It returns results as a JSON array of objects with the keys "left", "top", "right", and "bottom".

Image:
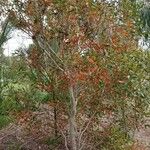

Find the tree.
[
  {"left": 0, "top": 0, "right": 149, "bottom": 149},
  {"left": 0, "top": 18, "right": 13, "bottom": 101}
]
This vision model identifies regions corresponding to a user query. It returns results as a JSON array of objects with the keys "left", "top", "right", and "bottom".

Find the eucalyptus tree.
[
  {"left": 0, "top": 1, "right": 149, "bottom": 149},
  {"left": 0, "top": 18, "right": 13, "bottom": 101}
]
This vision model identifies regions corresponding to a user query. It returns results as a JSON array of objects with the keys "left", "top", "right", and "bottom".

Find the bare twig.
[
  {"left": 78, "top": 112, "right": 96, "bottom": 149},
  {"left": 57, "top": 123, "right": 69, "bottom": 150}
]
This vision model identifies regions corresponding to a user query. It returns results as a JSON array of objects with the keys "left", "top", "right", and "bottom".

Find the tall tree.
[
  {"left": 0, "top": 0, "right": 149, "bottom": 149},
  {"left": 0, "top": 18, "right": 13, "bottom": 101}
]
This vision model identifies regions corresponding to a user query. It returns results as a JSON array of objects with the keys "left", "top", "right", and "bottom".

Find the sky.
[{"left": 3, "top": 30, "right": 33, "bottom": 56}]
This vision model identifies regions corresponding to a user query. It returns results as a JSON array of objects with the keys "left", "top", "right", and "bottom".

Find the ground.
[{"left": 0, "top": 104, "right": 149, "bottom": 150}]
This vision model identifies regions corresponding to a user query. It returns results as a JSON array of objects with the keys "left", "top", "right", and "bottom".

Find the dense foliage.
[{"left": 0, "top": 0, "right": 149, "bottom": 149}]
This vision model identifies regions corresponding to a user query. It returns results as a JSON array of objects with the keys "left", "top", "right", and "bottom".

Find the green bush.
[
  {"left": 0, "top": 98, "right": 23, "bottom": 114},
  {"left": 0, "top": 115, "right": 12, "bottom": 129}
]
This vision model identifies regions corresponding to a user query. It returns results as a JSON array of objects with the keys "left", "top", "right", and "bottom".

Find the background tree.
[{"left": 0, "top": 18, "right": 13, "bottom": 101}]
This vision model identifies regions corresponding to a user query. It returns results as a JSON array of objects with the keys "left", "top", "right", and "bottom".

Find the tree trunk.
[
  {"left": 53, "top": 91, "right": 58, "bottom": 137},
  {"left": 69, "top": 85, "right": 77, "bottom": 150}
]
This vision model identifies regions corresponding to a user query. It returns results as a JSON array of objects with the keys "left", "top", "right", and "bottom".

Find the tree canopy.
[{"left": 0, "top": 0, "right": 149, "bottom": 149}]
